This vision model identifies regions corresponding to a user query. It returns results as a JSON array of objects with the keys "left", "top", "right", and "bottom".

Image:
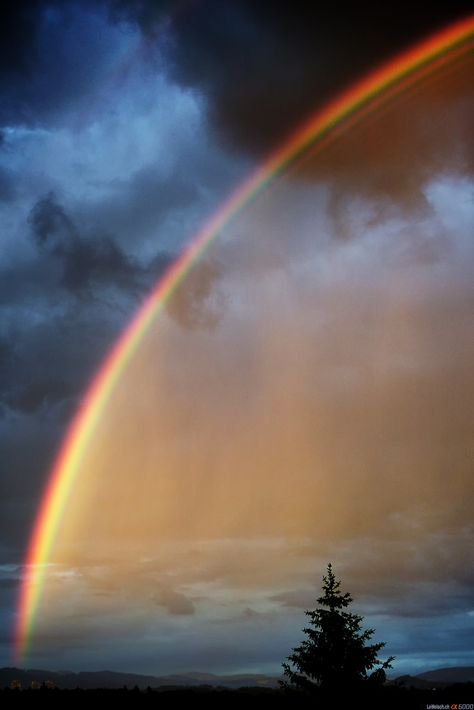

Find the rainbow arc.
[{"left": 16, "top": 15, "right": 474, "bottom": 661}]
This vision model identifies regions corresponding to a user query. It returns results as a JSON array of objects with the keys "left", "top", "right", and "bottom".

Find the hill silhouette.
[
  {"left": 416, "top": 666, "right": 474, "bottom": 684},
  {"left": 2, "top": 665, "right": 473, "bottom": 690},
  {"left": 391, "top": 666, "right": 474, "bottom": 689},
  {"left": 2, "top": 666, "right": 473, "bottom": 709},
  {"left": 0, "top": 667, "right": 279, "bottom": 690}
]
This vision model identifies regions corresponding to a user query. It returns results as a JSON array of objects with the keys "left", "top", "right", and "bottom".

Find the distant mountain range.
[
  {"left": 1, "top": 665, "right": 473, "bottom": 690},
  {"left": 0, "top": 667, "right": 280, "bottom": 690},
  {"left": 391, "top": 667, "right": 474, "bottom": 689}
]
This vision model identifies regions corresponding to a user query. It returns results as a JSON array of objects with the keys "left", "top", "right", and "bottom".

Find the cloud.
[
  {"left": 0, "top": 7, "right": 239, "bottom": 573},
  {"left": 165, "top": 256, "right": 224, "bottom": 330},
  {"left": 0, "top": 166, "right": 16, "bottom": 202},
  {"left": 0, "top": 445, "right": 54, "bottom": 563},
  {"left": 28, "top": 192, "right": 159, "bottom": 296},
  {"left": 0, "top": 578, "right": 19, "bottom": 590},
  {"left": 0, "top": 1, "right": 128, "bottom": 127},
  {"left": 305, "top": 65, "right": 473, "bottom": 212},
  {"left": 87, "top": 165, "right": 201, "bottom": 251},
  {"left": 154, "top": 587, "right": 195, "bottom": 616},
  {"left": 26, "top": 191, "right": 225, "bottom": 328},
  {"left": 118, "top": 1, "right": 473, "bottom": 156},
  {"left": 108, "top": 1, "right": 474, "bottom": 220},
  {"left": 270, "top": 589, "right": 315, "bottom": 610},
  {"left": 0, "top": 309, "right": 118, "bottom": 419},
  {"left": 29, "top": 191, "right": 76, "bottom": 247},
  {"left": 0, "top": 1, "right": 44, "bottom": 78}
]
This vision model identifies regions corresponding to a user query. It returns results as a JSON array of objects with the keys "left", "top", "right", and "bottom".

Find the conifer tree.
[{"left": 282, "top": 563, "right": 394, "bottom": 693}]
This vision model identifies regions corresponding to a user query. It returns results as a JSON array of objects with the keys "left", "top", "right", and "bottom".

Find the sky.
[{"left": 0, "top": 0, "right": 473, "bottom": 678}]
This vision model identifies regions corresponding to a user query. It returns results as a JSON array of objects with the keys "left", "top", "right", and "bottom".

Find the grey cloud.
[
  {"left": 0, "top": 181, "right": 226, "bottom": 575},
  {"left": 339, "top": 527, "right": 474, "bottom": 593},
  {"left": 219, "top": 607, "right": 278, "bottom": 625},
  {"left": 0, "top": 412, "right": 70, "bottom": 561},
  {"left": 0, "top": 313, "right": 126, "bottom": 562},
  {"left": 29, "top": 190, "right": 76, "bottom": 247},
  {"left": 384, "top": 615, "right": 474, "bottom": 659},
  {"left": 378, "top": 588, "right": 474, "bottom": 619},
  {"left": 117, "top": 1, "right": 473, "bottom": 156},
  {"left": 0, "top": 1, "right": 125, "bottom": 127},
  {"left": 26, "top": 192, "right": 222, "bottom": 330},
  {"left": 0, "top": 1, "right": 45, "bottom": 79},
  {"left": 88, "top": 165, "right": 201, "bottom": 248},
  {"left": 271, "top": 589, "right": 316, "bottom": 610},
  {"left": 0, "top": 311, "right": 118, "bottom": 415},
  {"left": 29, "top": 192, "right": 158, "bottom": 296},
  {"left": 52, "top": 560, "right": 198, "bottom": 618},
  {"left": 0, "top": 339, "right": 11, "bottom": 371},
  {"left": 0, "top": 166, "right": 16, "bottom": 202},
  {"left": 268, "top": 528, "right": 474, "bottom": 646},
  {"left": 154, "top": 587, "right": 195, "bottom": 616},
  {"left": 165, "top": 256, "right": 225, "bottom": 331}
]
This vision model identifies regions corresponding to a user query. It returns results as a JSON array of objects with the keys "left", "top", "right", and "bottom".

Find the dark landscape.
[
  {"left": 2, "top": 663, "right": 474, "bottom": 689},
  {"left": 1, "top": 666, "right": 473, "bottom": 709}
]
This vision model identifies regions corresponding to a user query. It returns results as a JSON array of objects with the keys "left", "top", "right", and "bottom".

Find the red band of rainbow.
[{"left": 15, "top": 15, "right": 474, "bottom": 662}]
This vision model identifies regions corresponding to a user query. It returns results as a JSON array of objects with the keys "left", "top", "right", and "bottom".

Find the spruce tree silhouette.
[{"left": 281, "top": 563, "right": 394, "bottom": 694}]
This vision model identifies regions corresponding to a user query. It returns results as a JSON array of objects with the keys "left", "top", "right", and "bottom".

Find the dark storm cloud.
[
  {"left": 29, "top": 192, "right": 158, "bottom": 296},
  {"left": 0, "top": 1, "right": 45, "bottom": 78},
  {"left": 0, "top": 189, "right": 166, "bottom": 414},
  {"left": 0, "top": 314, "right": 112, "bottom": 415},
  {"left": 117, "top": 0, "right": 473, "bottom": 155},
  {"left": 0, "top": 338, "right": 11, "bottom": 370},
  {"left": 0, "top": 312, "right": 142, "bottom": 562},
  {"left": 0, "top": 414, "right": 66, "bottom": 562},
  {"left": 87, "top": 165, "right": 201, "bottom": 249},
  {"left": 27, "top": 192, "right": 224, "bottom": 325},
  {"left": 0, "top": 1, "right": 122, "bottom": 126},
  {"left": 0, "top": 167, "right": 16, "bottom": 202},
  {"left": 0, "top": 565, "right": 21, "bottom": 595},
  {"left": 0, "top": 184, "right": 224, "bottom": 436},
  {"left": 29, "top": 191, "right": 76, "bottom": 247},
  {"left": 4, "top": 1, "right": 470, "bottom": 145}
]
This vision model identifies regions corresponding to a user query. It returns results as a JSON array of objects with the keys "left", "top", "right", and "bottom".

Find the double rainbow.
[{"left": 16, "top": 16, "right": 474, "bottom": 661}]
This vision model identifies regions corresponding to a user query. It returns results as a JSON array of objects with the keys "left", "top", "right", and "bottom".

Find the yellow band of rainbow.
[{"left": 15, "top": 15, "right": 474, "bottom": 662}]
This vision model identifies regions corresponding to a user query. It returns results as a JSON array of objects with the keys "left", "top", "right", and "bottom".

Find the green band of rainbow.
[{"left": 15, "top": 15, "right": 474, "bottom": 661}]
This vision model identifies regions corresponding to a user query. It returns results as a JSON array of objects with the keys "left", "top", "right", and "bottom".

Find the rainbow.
[{"left": 16, "top": 16, "right": 474, "bottom": 661}]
